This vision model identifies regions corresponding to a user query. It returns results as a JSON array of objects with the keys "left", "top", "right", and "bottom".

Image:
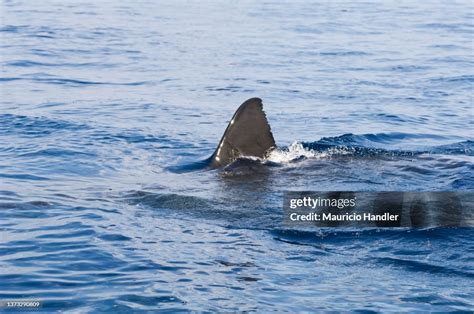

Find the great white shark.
[{"left": 209, "top": 97, "right": 276, "bottom": 168}]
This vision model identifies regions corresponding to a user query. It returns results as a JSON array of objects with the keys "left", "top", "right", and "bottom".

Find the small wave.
[
  {"left": 417, "top": 22, "right": 473, "bottom": 32},
  {"left": 432, "top": 140, "right": 474, "bottom": 156},
  {"left": 267, "top": 141, "right": 349, "bottom": 163},
  {"left": 0, "top": 25, "right": 28, "bottom": 33},
  {"left": 0, "top": 200, "right": 56, "bottom": 219},
  {"left": 123, "top": 190, "right": 210, "bottom": 211},
  {"left": 0, "top": 173, "right": 50, "bottom": 181},
  {"left": 266, "top": 139, "right": 419, "bottom": 164},
  {"left": 205, "top": 85, "right": 243, "bottom": 92},
  {"left": 6, "top": 60, "right": 117, "bottom": 68},
  {"left": 0, "top": 77, "right": 22, "bottom": 82},
  {"left": 17, "top": 148, "right": 96, "bottom": 158},
  {"left": 375, "top": 256, "right": 474, "bottom": 278},
  {"left": 430, "top": 75, "right": 474, "bottom": 83},
  {"left": 319, "top": 50, "right": 370, "bottom": 56},
  {"left": 30, "top": 77, "right": 149, "bottom": 86},
  {"left": 0, "top": 114, "right": 89, "bottom": 137},
  {"left": 317, "top": 133, "right": 467, "bottom": 151},
  {"left": 0, "top": 76, "right": 149, "bottom": 86}
]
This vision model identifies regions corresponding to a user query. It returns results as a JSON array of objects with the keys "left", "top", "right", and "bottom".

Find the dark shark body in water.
[{"left": 209, "top": 98, "right": 276, "bottom": 168}]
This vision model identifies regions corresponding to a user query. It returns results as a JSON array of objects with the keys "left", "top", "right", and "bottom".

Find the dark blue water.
[{"left": 1, "top": 1, "right": 473, "bottom": 312}]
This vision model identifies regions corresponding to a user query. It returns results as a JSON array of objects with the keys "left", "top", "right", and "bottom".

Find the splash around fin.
[{"left": 210, "top": 98, "right": 276, "bottom": 168}]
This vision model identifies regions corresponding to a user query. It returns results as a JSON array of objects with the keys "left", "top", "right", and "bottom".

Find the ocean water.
[{"left": 1, "top": 0, "right": 473, "bottom": 312}]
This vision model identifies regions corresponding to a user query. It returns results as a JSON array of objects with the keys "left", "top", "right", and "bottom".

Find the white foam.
[{"left": 266, "top": 141, "right": 352, "bottom": 164}]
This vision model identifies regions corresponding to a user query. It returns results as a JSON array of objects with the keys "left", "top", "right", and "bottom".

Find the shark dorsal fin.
[{"left": 210, "top": 98, "right": 276, "bottom": 168}]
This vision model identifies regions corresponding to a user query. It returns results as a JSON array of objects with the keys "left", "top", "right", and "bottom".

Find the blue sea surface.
[{"left": 1, "top": 0, "right": 473, "bottom": 312}]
